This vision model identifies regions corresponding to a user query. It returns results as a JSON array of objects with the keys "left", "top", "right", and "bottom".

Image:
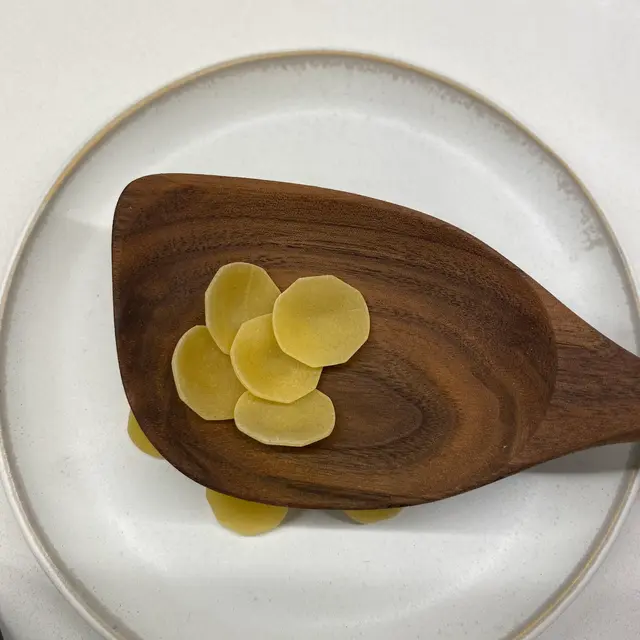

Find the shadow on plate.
[
  {"left": 284, "top": 444, "right": 638, "bottom": 533},
  {"left": 525, "top": 443, "right": 636, "bottom": 475}
]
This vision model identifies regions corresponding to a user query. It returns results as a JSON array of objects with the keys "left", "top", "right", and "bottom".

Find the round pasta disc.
[
  {"left": 230, "top": 314, "right": 321, "bottom": 404},
  {"left": 205, "top": 262, "right": 280, "bottom": 354},
  {"left": 273, "top": 275, "right": 370, "bottom": 367},
  {"left": 127, "top": 412, "right": 162, "bottom": 459},
  {"left": 205, "top": 489, "right": 288, "bottom": 536},
  {"left": 234, "top": 390, "right": 335, "bottom": 447},
  {"left": 172, "top": 325, "right": 245, "bottom": 420}
]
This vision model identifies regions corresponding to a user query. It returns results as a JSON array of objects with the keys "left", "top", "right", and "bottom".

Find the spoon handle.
[{"left": 512, "top": 286, "right": 640, "bottom": 469}]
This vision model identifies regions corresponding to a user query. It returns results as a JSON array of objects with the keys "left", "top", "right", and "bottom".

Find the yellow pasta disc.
[
  {"left": 206, "top": 489, "right": 288, "bottom": 536},
  {"left": 230, "top": 314, "right": 321, "bottom": 404},
  {"left": 234, "top": 390, "right": 335, "bottom": 447},
  {"left": 273, "top": 275, "right": 370, "bottom": 367},
  {"left": 172, "top": 325, "right": 245, "bottom": 420},
  {"left": 205, "top": 262, "right": 280, "bottom": 354}
]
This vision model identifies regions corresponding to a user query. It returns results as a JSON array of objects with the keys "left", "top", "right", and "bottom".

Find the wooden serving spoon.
[{"left": 112, "top": 174, "right": 640, "bottom": 509}]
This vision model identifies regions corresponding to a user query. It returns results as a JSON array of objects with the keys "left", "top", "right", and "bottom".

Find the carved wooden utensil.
[{"left": 112, "top": 174, "right": 640, "bottom": 509}]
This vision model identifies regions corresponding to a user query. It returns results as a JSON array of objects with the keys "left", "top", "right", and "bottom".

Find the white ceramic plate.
[{"left": 1, "top": 52, "right": 639, "bottom": 640}]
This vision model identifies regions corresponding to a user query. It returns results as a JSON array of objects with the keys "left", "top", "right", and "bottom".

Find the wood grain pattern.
[{"left": 112, "top": 174, "right": 640, "bottom": 509}]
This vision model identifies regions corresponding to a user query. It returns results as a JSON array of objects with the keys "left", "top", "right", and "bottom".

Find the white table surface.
[{"left": 1, "top": 1, "right": 639, "bottom": 638}]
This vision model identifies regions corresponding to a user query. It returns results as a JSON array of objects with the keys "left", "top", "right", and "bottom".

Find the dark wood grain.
[{"left": 112, "top": 174, "right": 640, "bottom": 509}]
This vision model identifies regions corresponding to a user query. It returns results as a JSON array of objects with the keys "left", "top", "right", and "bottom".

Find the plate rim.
[{"left": 0, "top": 49, "right": 638, "bottom": 640}]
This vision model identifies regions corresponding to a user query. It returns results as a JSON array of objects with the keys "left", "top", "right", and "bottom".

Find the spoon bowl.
[{"left": 112, "top": 174, "right": 640, "bottom": 509}]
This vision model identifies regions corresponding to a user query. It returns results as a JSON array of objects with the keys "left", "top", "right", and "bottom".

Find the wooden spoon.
[{"left": 112, "top": 174, "right": 640, "bottom": 509}]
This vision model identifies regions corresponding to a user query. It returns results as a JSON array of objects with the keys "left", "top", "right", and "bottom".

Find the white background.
[{"left": 1, "top": 1, "right": 639, "bottom": 638}]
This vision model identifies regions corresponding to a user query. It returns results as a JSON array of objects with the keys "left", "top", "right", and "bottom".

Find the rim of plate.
[{"left": 0, "top": 49, "right": 638, "bottom": 640}]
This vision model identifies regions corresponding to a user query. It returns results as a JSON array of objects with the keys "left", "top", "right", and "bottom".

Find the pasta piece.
[
  {"left": 344, "top": 508, "right": 403, "bottom": 524},
  {"left": 205, "top": 262, "right": 280, "bottom": 354},
  {"left": 230, "top": 314, "right": 321, "bottom": 403},
  {"left": 127, "top": 411, "right": 162, "bottom": 459},
  {"left": 273, "top": 275, "right": 370, "bottom": 367},
  {"left": 172, "top": 325, "right": 245, "bottom": 420},
  {"left": 234, "top": 390, "right": 335, "bottom": 446},
  {"left": 206, "top": 489, "right": 288, "bottom": 536}
]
